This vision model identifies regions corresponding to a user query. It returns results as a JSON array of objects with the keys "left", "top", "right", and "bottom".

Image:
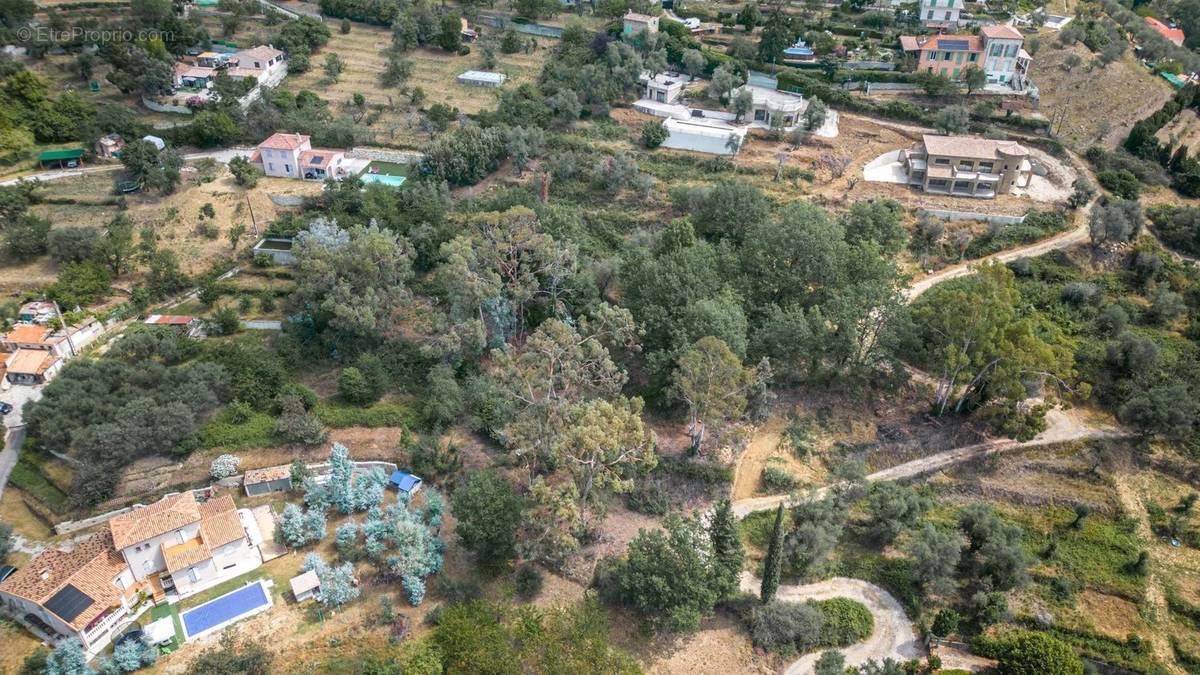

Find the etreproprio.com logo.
[{"left": 15, "top": 26, "right": 174, "bottom": 42}]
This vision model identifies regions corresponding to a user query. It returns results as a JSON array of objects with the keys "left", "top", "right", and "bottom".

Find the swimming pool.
[
  {"left": 181, "top": 580, "right": 272, "bottom": 639},
  {"left": 361, "top": 173, "right": 407, "bottom": 187}
]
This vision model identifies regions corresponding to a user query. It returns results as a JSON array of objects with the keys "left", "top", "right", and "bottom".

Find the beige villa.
[{"left": 902, "top": 134, "right": 1033, "bottom": 198}]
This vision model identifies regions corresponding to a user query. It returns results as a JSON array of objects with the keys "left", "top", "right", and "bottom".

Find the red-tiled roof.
[
  {"left": 298, "top": 149, "right": 343, "bottom": 169},
  {"left": 1146, "top": 17, "right": 1186, "bottom": 45},
  {"left": 900, "top": 34, "right": 983, "bottom": 52},
  {"left": 259, "top": 132, "right": 310, "bottom": 150},
  {"left": 4, "top": 324, "right": 51, "bottom": 344},
  {"left": 981, "top": 24, "right": 1024, "bottom": 40},
  {"left": 109, "top": 492, "right": 201, "bottom": 550},
  {"left": 144, "top": 314, "right": 194, "bottom": 325}
]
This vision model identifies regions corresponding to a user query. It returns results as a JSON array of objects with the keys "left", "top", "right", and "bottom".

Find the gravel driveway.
[{"left": 739, "top": 573, "right": 923, "bottom": 672}]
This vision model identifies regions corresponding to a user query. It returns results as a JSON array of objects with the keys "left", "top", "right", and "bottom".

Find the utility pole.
[{"left": 52, "top": 300, "right": 75, "bottom": 357}]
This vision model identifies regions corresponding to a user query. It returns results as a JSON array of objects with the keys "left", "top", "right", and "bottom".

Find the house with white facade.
[
  {"left": 0, "top": 492, "right": 260, "bottom": 656},
  {"left": 249, "top": 132, "right": 349, "bottom": 181},
  {"left": 732, "top": 84, "right": 805, "bottom": 128},
  {"left": 640, "top": 71, "right": 690, "bottom": 104},
  {"left": 920, "top": 0, "right": 962, "bottom": 28},
  {"left": 227, "top": 45, "right": 288, "bottom": 87}
]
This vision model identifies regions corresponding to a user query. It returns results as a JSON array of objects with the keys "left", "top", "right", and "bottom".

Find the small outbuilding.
[
  {"left": 37, "top": 149, "right": 84, "bottom": 169},
  {"left": 142, "top": 135, "right": 166, "bottom": 151},
  {"left": 289, "top": 570, "right": 320, "bottom": 602},
  {"left": 457, "top": 70, "right": 506, "bottom": 88},
  {"left": 388, "top": 470, "right": 422, "bottom": 496},
  {"left": 252, "top": 237, "right": 296, "bottom": 265},
  {"left": 244, "top": 465, "right": 293, "bottom": 497},
  {"left": 95, "top": 134, "right": 124, "bottom": 159}
]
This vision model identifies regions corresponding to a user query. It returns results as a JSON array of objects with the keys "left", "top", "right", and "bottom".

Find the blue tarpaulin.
[{"left": 389, "top": 470, "right": 423, "bottom": 494}]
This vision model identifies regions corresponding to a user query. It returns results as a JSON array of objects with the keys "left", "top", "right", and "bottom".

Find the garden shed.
[
  {"left": 289, "top": 570, "right": 320, "bottom": 602},
  {"left": 388, "top": 471, "right": 422, "bottom": 496},
  {"left": 243, "top": 465, "right": 293, "bottom": 496}
]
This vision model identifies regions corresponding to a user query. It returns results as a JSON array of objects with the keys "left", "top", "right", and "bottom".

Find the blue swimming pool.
[
  {"left": 361, "top": 173, "right": 407, "bottom": 187},
  {"left": 181, "top": 581, "right": 270, "bottom": 638}
]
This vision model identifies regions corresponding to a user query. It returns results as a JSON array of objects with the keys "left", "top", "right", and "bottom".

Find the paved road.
[
  {"left": 0, "top": 384, "right": 42, "bottom": 501},
  {"left": 0, "top": 147, "right": 256, "bottom": 187},
  {"left": 739, "top": 572, "right": 922, "bottom": 674}
]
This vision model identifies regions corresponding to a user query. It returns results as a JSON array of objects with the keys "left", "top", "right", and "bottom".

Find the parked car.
[
  {"left": 0, "top": 402, "right": 12, "bottom": 415},
  {"left": 0, "top": 566, "right": 16, "bottom": 582}
]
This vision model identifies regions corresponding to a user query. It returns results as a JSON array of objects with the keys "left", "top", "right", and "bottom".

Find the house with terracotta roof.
[
  {"left": 173, "top": 62, "right": 216, "bottom": 89},
  {"left": 900, "top": 25, "right": 1032, "bottom": 89},
  {"left": 0, "top": 491, "right": 260, "bottom": 655},
  {"left": 249, "top": 132, "right": 349, "bottom": 181},
  {"left": 1, "top": 316, "right": 105, "bottom": 360},
  {"left": 1146, "top": 17, "right": 1186, "bottom": 47},
  {"left": 901, "top": 134, "right": 1033, "bottom": 198},
  {"left": 4, "top": 349, "right": 59, "bottom": 384}
]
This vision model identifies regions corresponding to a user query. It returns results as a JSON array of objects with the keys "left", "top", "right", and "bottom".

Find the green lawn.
[{"left": 363, "top": 160, "right": 410, "bottom": 177}]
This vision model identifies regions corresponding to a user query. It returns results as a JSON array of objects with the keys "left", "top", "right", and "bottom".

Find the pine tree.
[
  {"left": 709, "top": 499, "right": 745, "bottom": 600},
  {"left": 761, "top": 505, "right": 785, "bottom": 603}
]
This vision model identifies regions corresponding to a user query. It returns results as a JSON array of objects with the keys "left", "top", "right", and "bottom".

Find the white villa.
[
  {"left": 249, "top": 132, "right": 350, "bottom": 181},
  {"left": 0, "top": 492, "right": 261, "bottom": 656}
]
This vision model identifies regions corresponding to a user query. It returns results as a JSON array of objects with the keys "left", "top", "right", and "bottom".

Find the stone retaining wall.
[{"left": 348, "top": 147, "right": 425, "bottom": 164}]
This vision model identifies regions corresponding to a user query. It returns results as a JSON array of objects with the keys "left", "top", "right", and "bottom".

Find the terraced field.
[{"left": 285, "top": 21, "right": 554, "bottom": 148}]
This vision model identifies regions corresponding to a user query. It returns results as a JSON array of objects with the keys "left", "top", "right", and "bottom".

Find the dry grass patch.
[
  {"left": 1032, "top": 36, "right": 1174, "bottom": 150},
  {"left": 0, "top": 488, "right": 54, "bottom": 540},
  {"left": 283, "top": 22, "right": 554, "bottom": 148}
]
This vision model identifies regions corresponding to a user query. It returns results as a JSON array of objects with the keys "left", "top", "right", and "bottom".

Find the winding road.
[{"left": 740, "top": 572, "right": 923, "bottom": 674}]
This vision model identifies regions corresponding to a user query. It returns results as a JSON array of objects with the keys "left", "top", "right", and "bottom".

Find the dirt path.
[
  {"left": 733, "top": 408, "right": 1128, "bottom": 517},
  {"left": 731, "top": 423, "right": 783, "bottom": 502},
  {"left": 1111, "top": 474, "right": 1182, "bottom": 674},
  {"left": 739, "top": 572, "right": 923, "bottom": 673}
]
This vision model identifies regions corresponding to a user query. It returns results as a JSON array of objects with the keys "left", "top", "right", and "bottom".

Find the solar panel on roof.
[
  {"left": 940, "top": 39, "right": 970, "bottom": 50},
  {"left": 44, "top": 584, "right": 94, "bottom": 622}
]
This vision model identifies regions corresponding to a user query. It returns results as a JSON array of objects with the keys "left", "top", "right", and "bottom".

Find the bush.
[
  {"left": 209, "top": 454, "right": 241, "bottom": 479},
  {"left": 991, "top": 629, "right": 1084, "bottom": 675},
  {"left": 760, "top": 465, "right": 798, "bottom": 492},
  {"left": 515, "top": 563, "right": 544, "bottom": 600},
  {"left": 1097, "top": 169, "right": 1142, "bottom": 199},
  {"left": 747, "top": 601, "right": 825, "bottom": 655},
  {"left": 641, "top": 121, "right": 669, "bottom": 149},
  {"left": 932, "top": 608, "right": 960, "bottom": 637},
  {"left": 812, "top": 597, "right": 873, "bottom": 646}
]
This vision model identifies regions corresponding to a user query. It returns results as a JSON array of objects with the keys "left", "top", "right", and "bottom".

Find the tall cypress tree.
[
  {"left": 761, "top": 504, "right": 785, "bottom": 603},
  {"left": 709, "top": 499, "right": 745, "bottom": 600}
]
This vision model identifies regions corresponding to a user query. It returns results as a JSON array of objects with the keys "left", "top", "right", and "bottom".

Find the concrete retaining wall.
[{"left": 920, "top": 208, "right": 1026, "bottom": 225}]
